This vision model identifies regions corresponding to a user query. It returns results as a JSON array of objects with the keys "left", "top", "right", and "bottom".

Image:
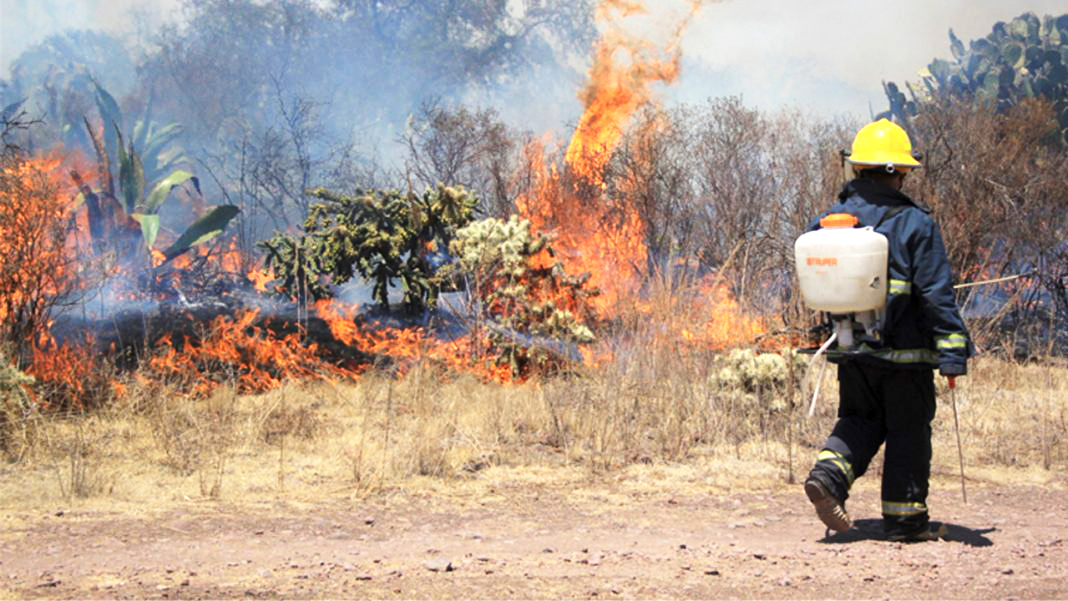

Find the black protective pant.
[{"left": 808, "top": 361, "right": 936, "bottom": 535}]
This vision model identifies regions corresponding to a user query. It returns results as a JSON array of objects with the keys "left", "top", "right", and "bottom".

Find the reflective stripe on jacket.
[{"left": 810, "top": 179, "right": 974, "bottom": 371}]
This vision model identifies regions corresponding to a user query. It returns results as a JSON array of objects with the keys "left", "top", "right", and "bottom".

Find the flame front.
[{"left": 4, "top": 0, "right": 778, "bottom": 410}]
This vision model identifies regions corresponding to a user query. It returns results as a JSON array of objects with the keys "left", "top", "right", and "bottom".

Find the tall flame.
[
  {"left": 518, "top": 0, "right": 703, "bottom": 318},
  {"left": 565, "top": 0, "right": 698, "bottom": 185}
]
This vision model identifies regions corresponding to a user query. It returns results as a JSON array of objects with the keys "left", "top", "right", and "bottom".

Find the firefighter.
[{"left": 803, "top": 119, "right": 973, "bottom": 542}]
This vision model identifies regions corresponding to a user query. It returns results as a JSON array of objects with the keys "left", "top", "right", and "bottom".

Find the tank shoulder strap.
[{"left": 874, "top": 205, "right": 907, "bottom": 229}]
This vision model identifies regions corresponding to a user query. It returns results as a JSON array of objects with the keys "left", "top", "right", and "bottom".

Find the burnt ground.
[{"left": 2, "top": 475, "right": 1067, "bottom": 600}]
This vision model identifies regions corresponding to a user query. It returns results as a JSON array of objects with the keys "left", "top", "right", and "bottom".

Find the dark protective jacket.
[{"left": 809, "top": 179, "right": 973, "bottom": 373}]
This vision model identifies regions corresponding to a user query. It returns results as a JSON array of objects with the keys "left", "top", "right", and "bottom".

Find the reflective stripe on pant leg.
[
  {"left": 817, "top": 449, "right": 855, "bottom": 486},
  {"left": 882, "top": 501, "right": 927, "bottom": 517}
]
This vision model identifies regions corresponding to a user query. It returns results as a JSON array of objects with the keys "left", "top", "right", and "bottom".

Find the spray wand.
[{"left": 948, "top": 376, "right": 968, "bottom": 504}]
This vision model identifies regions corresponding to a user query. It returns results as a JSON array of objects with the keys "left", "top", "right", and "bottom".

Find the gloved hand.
[{"left": 939, "top": 363, "right": 966, "bottom": 377}]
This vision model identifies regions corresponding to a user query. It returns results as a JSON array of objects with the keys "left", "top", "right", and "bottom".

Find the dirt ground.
[{"left": 1, "top": 472, "right": 1066, "bottom": 600}]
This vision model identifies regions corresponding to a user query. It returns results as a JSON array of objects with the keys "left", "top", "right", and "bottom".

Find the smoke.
[
  {"left": 6, "top": 0, "right": 1065, "bottom": 126},
  {"left": 674, "top": 0, "right": 1068, "bottom": 117},
  {"left": 0, "top": 0, "right": 178, "bottom": 72}
]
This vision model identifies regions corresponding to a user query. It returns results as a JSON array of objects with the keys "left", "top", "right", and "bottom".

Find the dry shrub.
[
  {"left": 0, "top": 154, "right": 80, "bottom": 352},
  {"left": 0, "top": 346, "right": 37, "bottom": 460},
  {"left": 403, "top": 102, "right": 523, "bottom": 217},
  {"left": 145, "top": 384, "right": 239, "bottom": 497},
  {"left": 46, "top": 416, "right": 116, "bottom": 499},
  {"left": 260, "top": 402, "right": 321, "bottom": 445},
  {"left": 911, "top": 99, "right": 1068, "bottom": 354}
]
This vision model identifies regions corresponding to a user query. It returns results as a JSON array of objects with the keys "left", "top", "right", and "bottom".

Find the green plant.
[
  {"left": 446, "top": 215, "right": 596, "bottom": 376},
  {"left": 72, "top": 83, "right": 239, "bottom": 266},
  {"left": 259, "top": 185, "right": 477, "bottom": 313},
  {"left": 881, "top": 12, "right": 1068, "bottom": 143}
]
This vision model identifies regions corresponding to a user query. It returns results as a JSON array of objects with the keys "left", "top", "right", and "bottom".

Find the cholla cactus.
[
  {"left": 448, "top": 216, "right": 597, "bottom": 376},
  {"left": 259, "top": 185, "right": 477, "bottom": 313},
  {"left": 709, "top": 349, "right": 806, "bottom": 412}
]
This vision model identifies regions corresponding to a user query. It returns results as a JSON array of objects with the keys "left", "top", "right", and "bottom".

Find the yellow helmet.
[{"left": 846, "top": 119, "right": 921, "bottom": 172}]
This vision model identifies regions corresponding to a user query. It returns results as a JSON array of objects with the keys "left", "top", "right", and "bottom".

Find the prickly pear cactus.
[
  {"left": 259, "top": 185, "right": 477, "bottom": 313},
  {"left": 881, "top": 12, "right": 1068, "bottom": 144},
  {"left": 447, "top": 216, "right": 597, "bottom": 376}
]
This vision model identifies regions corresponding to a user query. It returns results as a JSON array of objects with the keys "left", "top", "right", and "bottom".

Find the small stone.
[
  {"left": 678, "top": 544, "right": 687, "bottom": 550},
  {"left": 1001, "top": 568, "right": 1014, "bottom": 575},
  {"left": 425, "top": 558, "right": 453, "bottom": 573},
  {"left": 364, "top": 517, "right": 376, "bottom": 526},
  {"left": 704, "top": 569, "right": 720, "bottom": 576},
  {"left": 753, "top": 553, "right": 767, "bottom": 560},
  {"left": 779, "top": 578, "right": 792, "bottom": 587},
  {"left": 542, "top": 547, "right": 556, "bottom": 553}
]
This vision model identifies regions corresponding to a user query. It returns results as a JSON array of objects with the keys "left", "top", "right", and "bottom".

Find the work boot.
[
  {"left": 888, "top": 522, "right": 947, "bottom": 543},
  {"left": 804, "top": 477, "right": 852, "bottom": 533}
]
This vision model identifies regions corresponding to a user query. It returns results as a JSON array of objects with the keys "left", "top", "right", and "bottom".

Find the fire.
[
  {"left": 565, "top": 1, "right": 696, "bottom": 185},
  {"left": 247, "top": 268, "right": 276, "bottom": 293},
  {"left": 4, "top": 0, "right": 780, "bottom": 412},
  {"left": 518, "top": 0, "right": 771, "bottom": 353},
  {"left": 315, "top": 299, "right": 513, "bottom": 384},
  {"left": 517, "top": 0, "right": 701, "bottom": 318},
  {"left": 145, "top": 309, "right": 356, "bottom": 397},
  {"left": 692, "top": 278, "right": 767, "bottom": 350}
]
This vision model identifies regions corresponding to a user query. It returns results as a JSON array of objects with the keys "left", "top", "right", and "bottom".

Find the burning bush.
[{"left": 0, "top": 154, "right": 82, "bottom": 352}]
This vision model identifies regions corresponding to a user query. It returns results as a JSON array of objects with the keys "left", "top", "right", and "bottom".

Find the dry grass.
[{"left": 0, "top": 342, "right": 1064, "bottom": 515}]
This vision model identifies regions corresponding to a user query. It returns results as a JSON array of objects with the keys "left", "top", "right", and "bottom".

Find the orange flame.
[
  {"left": 517, "top": 1, "right": 701, "bottom": 318},
  {"left": 315, "top": 299, "right": 512, "bottom": 384},
  {"left": 247, "top": 268, "right": 276, "bottom": 293},
  {"left": 566, "top": 0, "right": 699, "bottom": 185}
]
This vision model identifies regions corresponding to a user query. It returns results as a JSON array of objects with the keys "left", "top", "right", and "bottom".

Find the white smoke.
[
  {"left": 675, "top": 0, "right": 1068, "bottom": 117},
  {"left": 2, "top": 0, "right": 1066, "bottom": 120}
]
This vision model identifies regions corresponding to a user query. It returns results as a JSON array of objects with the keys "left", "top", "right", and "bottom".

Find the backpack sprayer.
[{"left": 794, "top": 212, "right": 890, "bottom": 415}]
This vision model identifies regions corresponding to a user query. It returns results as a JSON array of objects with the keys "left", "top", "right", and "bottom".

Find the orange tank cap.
[{"left": 820, "top": 213, "right": 859, "bottom": 229}]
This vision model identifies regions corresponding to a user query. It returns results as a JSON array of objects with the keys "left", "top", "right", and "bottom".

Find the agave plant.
[
  {"left": 72, "top": 84, "right": 238, "bottom": 267},
  {"left": 90, "top": 80, "right": 190, "bottom": 188}
]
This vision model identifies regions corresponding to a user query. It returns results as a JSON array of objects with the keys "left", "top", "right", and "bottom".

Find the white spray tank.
[{"left": 794, "top": 213, "right": 889, "bottom": 349}]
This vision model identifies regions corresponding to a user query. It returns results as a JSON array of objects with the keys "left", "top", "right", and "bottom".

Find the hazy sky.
[
  {"left": 2, "top": 0, "right": 1066, "bottom": 120},
  {"left": 676, "top": 0, "right": 1068, "bottom": 118}
]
